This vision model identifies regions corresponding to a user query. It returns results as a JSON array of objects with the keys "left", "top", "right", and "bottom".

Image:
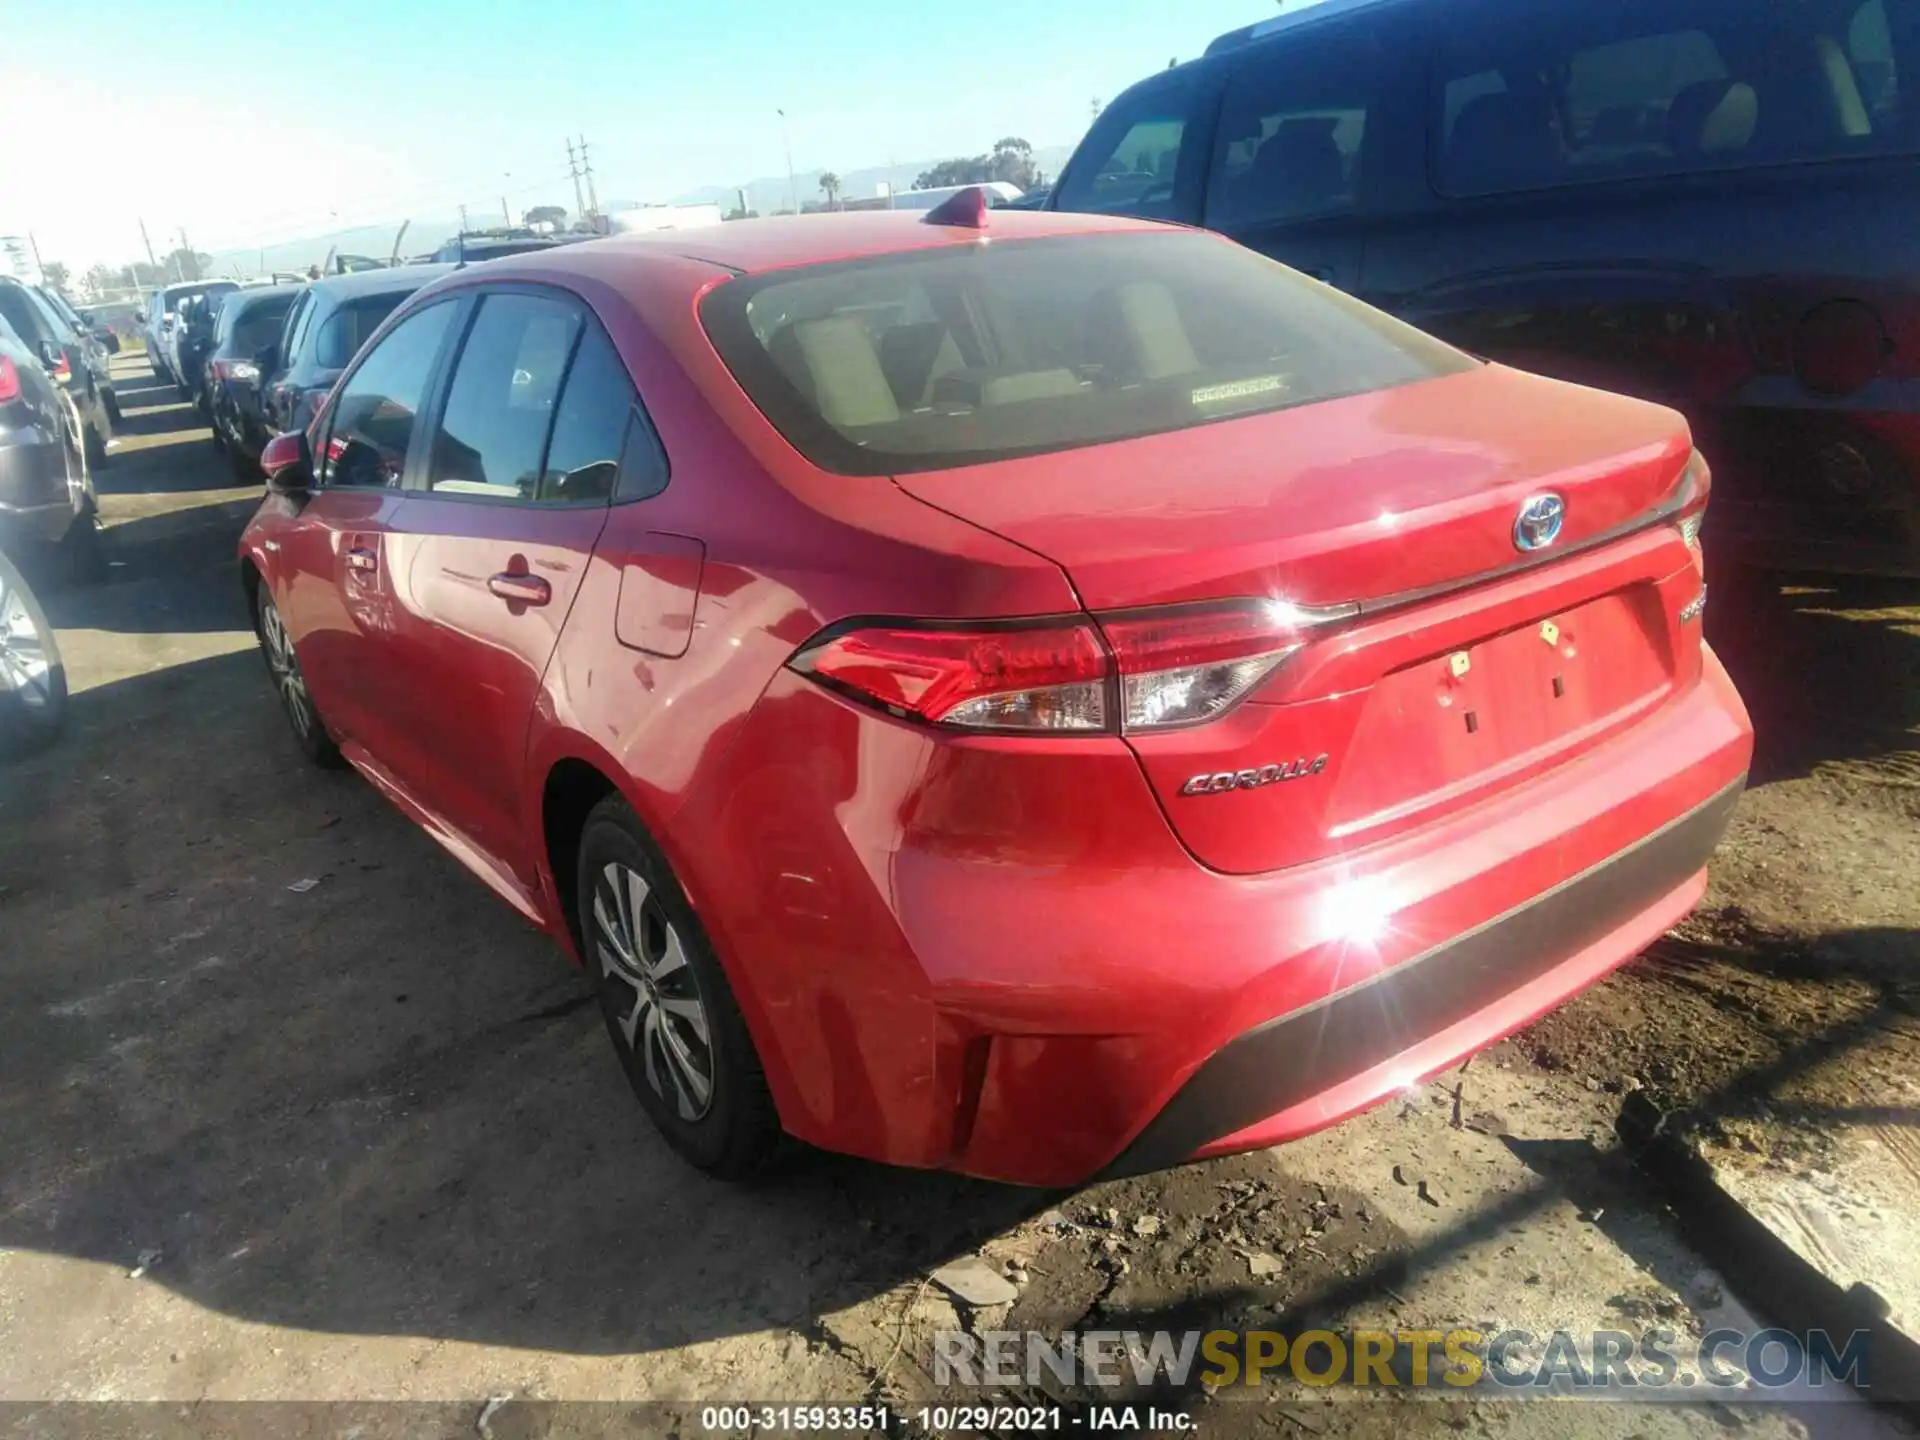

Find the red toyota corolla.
[{"left": 240, "top": 195, "right": 1752, "bottom": 1186}]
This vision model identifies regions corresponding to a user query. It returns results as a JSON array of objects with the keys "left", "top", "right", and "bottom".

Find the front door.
[{"left": 381, "top": 288, "right": 628, "bottom": 891}]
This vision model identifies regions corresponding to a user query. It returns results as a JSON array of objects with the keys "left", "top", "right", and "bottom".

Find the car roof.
[
  {"left": 227, "top": 284, "right": 305, "bottom": 310},
  {"left": 457, "top": 208, "right": 1174, "bottom": 285},
  {"left": 163, "top": 279, "right": 238, "bottom": 297},
  {"left": 311, "top": 262, "right": 457, "bottom": 302},
  {"left": 1203, "top": 0, "right": 1408, "bottom": 57}
]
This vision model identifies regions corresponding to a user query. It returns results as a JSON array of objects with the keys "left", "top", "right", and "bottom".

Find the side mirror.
[
  {"left": 261, "top": 431, "right": 314, "bottom": 496},
  {"left": 38, "top": 339, "right": 63, "bottom": 372}
]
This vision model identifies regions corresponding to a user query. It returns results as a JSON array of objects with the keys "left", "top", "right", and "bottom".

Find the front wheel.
[
  {"left": 578, "top": 796, "right": 783, "bottom": 1180},
  {"left": 254, "top": 586, "right": 342, "bottom": 767},
  {"left": 0, "top": 550, "right": 67, "bottom": 759}
]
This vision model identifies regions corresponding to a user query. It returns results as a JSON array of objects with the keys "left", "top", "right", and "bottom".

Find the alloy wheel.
[
  {"left": 592, "top": 861, "right": 715, "bottom": 1121},
  {"left": 0, "top": 572, "right": 53, "bottom": 711},
  {"left": 259, "top": 598, "right": 313, "bottom": 739}
]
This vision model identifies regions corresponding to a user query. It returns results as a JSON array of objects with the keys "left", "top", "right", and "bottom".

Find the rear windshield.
[
  {"left": 700, "top": 230, "right": 1473, "bottom": 475},
  {"left": 225, "top": 296, "right": 296, "bottom": 354},
  {"left": 315, "top": 294, "right": 408, "bottom": 368}
]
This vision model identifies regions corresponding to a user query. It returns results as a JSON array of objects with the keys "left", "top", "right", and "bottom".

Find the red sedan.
[{"left": 240, "top": 194, "right": 1752, "bottom": 1185}]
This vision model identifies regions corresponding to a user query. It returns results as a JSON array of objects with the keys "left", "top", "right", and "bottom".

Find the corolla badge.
[
  {"left": 1180, "top": 755, "right": 1329, "bottom": 796},
  {"left": 1513, "top": 493, "right": 1567, "bottom": 552}
]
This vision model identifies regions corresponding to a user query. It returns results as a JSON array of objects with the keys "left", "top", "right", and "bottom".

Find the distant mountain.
[
  {"left": 204, "top": 216, "right": 466, "bottom": 278},
  {"left": 672, "top": 146, "right": 1077, "bottom": 215}
]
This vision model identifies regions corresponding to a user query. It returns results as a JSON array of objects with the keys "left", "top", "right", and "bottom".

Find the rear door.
[
  {"left": 379, "top": 287, "right": 623, "bottom": 889},
  {"left": 275, "top": 298, "right": 461, "bottom": 756}
]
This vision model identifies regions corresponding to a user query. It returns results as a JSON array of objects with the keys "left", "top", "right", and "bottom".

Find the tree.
[
  {"left": 988, "top": 137, "right": 1038, "bottom": 190},
  {"left": 115, "top": 261, "right": 164, "bottom": 292},
  {"left": 161, "top": 247, "right": 211, "bottom": 282},
  {"left": 723, "top": 207, "right": 760, "bottom": 221},
  {"left": 914, "top": 155, "right": 994, "bottom": 190},
  {"left": 818, "top": 172, "right": 842, "bottom": 209},
  {"left": 40, "top": 261, "right": 71, "bottom": 296},
  {"left": 523, "top": 204, "right": 568, "bottom": 228},
  {"left": 83, "top": 264, "right": 118, "bottom": 300}
]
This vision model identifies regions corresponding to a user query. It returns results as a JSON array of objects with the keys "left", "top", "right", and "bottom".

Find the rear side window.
[
  {"left": 1207, "top": 33, "right": 1382, "bottom": 228},
  {"left": 281, "top": 292, "right": 314, "bottom": 364},
  {"left": 425, "top": 293, "right": 582, "bottom": 501},
  {"left": 701, "top": 230, "right": 1473, "bottom": 476},
  {"left": 316, "top": 294, "right": 409, "bottom": 369},
  {"left": 540, "top": 323, "right": 644, "bottom": 503},
  {"left": 1435, "top": 0, "right": 1920, "bottom": 196},
  {"left": 1054, "top": 75, "right": 1201, "bottom": 220}
]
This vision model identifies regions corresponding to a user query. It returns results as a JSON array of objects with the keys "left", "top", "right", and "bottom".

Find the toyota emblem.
[{"left": 1513, "top": 493, "right": 1566, "bottom": 552}]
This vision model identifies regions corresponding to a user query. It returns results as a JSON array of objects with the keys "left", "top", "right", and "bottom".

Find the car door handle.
[
  {"left": 487, "top": 572, "right": 550, "bottom": 606},
  {"left": 345, "top": 546, "right": 378, "bottom": 574}
]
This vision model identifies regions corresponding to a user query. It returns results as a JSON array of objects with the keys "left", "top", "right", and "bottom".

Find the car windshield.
[
  {"left": 700, "top": 230, "right": 1474, "bottom": 476},
  {"left": 315, "top": 293, "right": 408, "bottom": 368}
]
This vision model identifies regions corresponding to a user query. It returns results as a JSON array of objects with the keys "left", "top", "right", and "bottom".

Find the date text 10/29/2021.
[{"left": 699, "top": 1405, "right": 1191, "bottom": 1432}]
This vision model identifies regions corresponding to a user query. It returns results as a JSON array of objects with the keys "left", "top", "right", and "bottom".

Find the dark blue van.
[{"left": 1046, "top": 0, "right": 1920, "bottom": 582}]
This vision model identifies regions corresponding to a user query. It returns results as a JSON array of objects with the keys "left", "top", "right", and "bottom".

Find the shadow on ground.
[{"left": 0, "top": 649, "right": 1053, "bottom": 1358}]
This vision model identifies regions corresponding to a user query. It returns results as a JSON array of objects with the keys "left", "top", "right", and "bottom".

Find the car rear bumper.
[
  {"left": 1102, "top": 778, "right": 1738, "bottom": 1176},
  {"left": 668, "top": 635, "right": 1751, "bottom": 1185}
]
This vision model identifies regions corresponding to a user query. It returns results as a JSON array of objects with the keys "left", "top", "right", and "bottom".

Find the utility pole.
[
  {"left": 578, "top": 136, "right": 600, "bottom": 219},
  {"left": 777, "top": 110, "right": 797, "bottom": 215},
  {"left": 502, "top": 196, "right": 511, "bottom": 225},
  {"left": 459, "top": 203, "right": 470, "bottom": 236},
  {"left": 26, "top": 232, "right": 46, "bottom": 284},
  {"left": 137, "top": 218, "right": 159, "bottom": 293},
  {"left": 177, "top": 228, "right": 198, "bottom": 281},
  {"left": 566, "top": 138, "right": 587, "bottom": 219}
]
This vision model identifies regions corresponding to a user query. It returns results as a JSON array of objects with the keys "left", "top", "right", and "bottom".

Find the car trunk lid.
[{"left": 894, "top": 363, "right": 1707, "bottom": 872}]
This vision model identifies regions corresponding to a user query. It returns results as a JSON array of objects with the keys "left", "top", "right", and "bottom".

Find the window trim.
[
  {"left": 1051, "top": 67, "right": 1223, "bottom": 224},
  {"left": 313, "top": 296, "right": 466, "bottom": 492}
]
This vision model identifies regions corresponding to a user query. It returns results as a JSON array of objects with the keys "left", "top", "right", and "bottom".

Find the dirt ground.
[{"left": 1, "top": 355, "right": 1915, "bottom": 1437}]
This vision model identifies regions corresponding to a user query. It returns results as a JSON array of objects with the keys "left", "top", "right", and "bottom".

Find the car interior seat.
[
  {"left": 1447, "top": 90, "right": 1563, "bottom": 190},
  {"left": 1084, "top": 280, "right": 1201, "bottom": 384}
]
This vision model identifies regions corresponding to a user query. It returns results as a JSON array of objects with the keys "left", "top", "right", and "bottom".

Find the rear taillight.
[
  {"left": 209, "top": 359, "right": 258, "bottom": 384},
  {"left": 0, "top": 356, "right": 19, "bottom": 403},
  {"left": 790, "top": 599, "right": 1356, "bottom": 736},
  {"left": 793, "top": 623, "right": 1110, "bottom": 731},
  {"left": 49, "top": 352, "right": 72, "bottom": 384},
  {"left": 1671, "top": 449, "right": 1710, "bottom": 556}
]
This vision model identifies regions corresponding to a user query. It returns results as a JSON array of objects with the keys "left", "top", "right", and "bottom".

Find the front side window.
[
  {"left": 701, "top": 230, "right": 1473, "bottom": 476},
  {"left": 320, "top": 301, "right": 457, "bottom": 490},
  {"left": 1435, "top": 0, "right": 1920, "bottom": 196},
  {"left": 425, "top": 293, "right": 581, "bottom": 501},
  {"left": 1206, "top": 35, "right": 1381, "bottom": 229},
  {"left": 1053, "top": 75, "right": 1200, "bottom": 220}
]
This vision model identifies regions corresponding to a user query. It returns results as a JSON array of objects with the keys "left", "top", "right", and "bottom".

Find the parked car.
[
  {"left": 426, "top": 230, "right": 573, "bottom": 264},
  {"left": 1046, "top": 0, "right": 1920, "bottom": 584},
  {"left": 174, "top": 292, "right": 225, "bottom": 411},
  {"left": 205, "top": 284, "right": 303, "bottom": 478},
  {"left": 38, "top": 288, "right": 122, "bottom": 422},
  {"left": 257, "top": 264, "right": 453, "bottom": 438},
  {"left": 0, "top": 278, "right": 113, "bottom": 469},
  {"left": 140, "top": 281, "right": 237, "bottom": 385},
  {"left": 240, "top": 208, "right": 1752, "bottom": 1183},
  {"left": 0, "top": 313, "right": 96, "bottom": 756}
]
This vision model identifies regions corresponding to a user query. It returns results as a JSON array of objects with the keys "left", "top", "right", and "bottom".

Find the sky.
[{"left": 0, "top": 0, "right": 1289, "bottom": 276}]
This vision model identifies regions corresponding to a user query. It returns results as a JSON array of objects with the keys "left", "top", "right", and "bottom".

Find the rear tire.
[
  {"left": 254, "top": 586, "right": 342, "bottom": 768},
  {"left": 577, "top": 795, "right": 783, "bottom": 1180},
  {"left": 0, "top": 550, "right": 68, "bottom": 760}
]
